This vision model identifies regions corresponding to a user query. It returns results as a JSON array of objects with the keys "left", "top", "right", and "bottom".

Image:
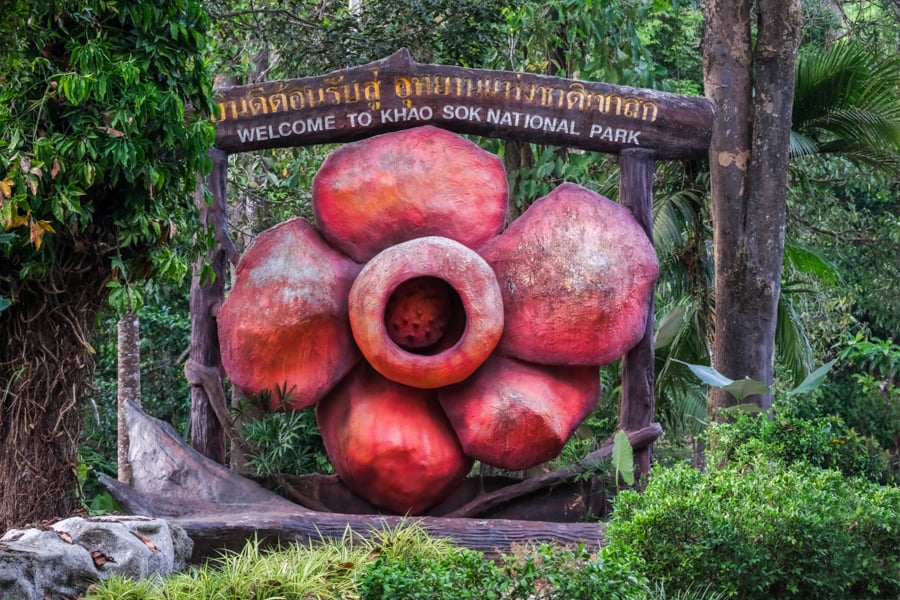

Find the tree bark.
[
  {"left": 703, "top": 0, "right": 803, "bottom": 414},
  {"left": 618, "top": 149, "right": 657, "bottom": 476},
  {"left": 117, "top": 311, "right": 141, "bottom": 485},
  {"left": 189, "top": 149, "right": 238, "bottom": 463},
  {"left": 0, "top": 253, "right": 110, "bottom": 531}
]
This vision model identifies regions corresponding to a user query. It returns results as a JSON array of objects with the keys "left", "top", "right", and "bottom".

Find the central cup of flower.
[
  {"left": 348, "top": 236, "right": 504, "bottom": 389},
  {"left": 384, "top": 276, "right": 454, "bottom": 351}
]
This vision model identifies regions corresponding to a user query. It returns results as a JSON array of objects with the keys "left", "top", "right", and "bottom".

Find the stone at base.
[{"left": 0, "top": 515, "right": 192, "bottom": 599}]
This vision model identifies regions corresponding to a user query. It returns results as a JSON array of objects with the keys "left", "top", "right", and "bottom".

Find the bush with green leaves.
[
  {"left": 606, "top": 460, "right": 900, "bottom": 599},
  {"left": 359, "top": 542, "right": 649, "bottom": 600},
  {"left": 706, "top": 408, "right": 893, "bottom": 484},
  {"left": 238, "top": 407, "right": 332, "bottom": 478}
]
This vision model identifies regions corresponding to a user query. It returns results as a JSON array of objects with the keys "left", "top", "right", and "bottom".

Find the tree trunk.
[
  {"left": 188, "top": 149, "right": 237, "bottom": 463},
  {"left": 0, "top": 254, "right": 110, "bottom": 531},
  {"left": 117, "top": 311, "right": 141, "bottom": 485},
  {"left": 703, "top": 0, "right": 803, "bottom": 414}
]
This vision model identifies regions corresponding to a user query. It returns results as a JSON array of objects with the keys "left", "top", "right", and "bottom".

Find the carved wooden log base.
[{"left": 100, "top": 403, "right": 669, "bottom": 561}]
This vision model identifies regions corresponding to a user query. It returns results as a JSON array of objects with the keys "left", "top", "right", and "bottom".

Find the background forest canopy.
[
  {"left": 1, "top": 0, "right": 899, "bottom": 519},
  {"left": 85, "top": 0, "right": 900, "bottom": 488}
]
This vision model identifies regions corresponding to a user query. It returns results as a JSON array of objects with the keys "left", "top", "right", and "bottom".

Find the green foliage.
[
  {"left": 358, "top": 546, "right": 508, "bottom": 599},
  {"left": 238, "top": 407, "right": 333, "bottom": 478},
  {"left": 607, "top": 461, "right": 900, "bottom": 599},
  {"left": 85, "top": 522, "right": 649, "bottom": 599},
  {"left": 611, "top": 430, "right": 635, "bottom": 486},
  {"left": 707, "top": 408, "right": 893, "bottom": 484},
  {"left": 793, "top": 333, "right": 900, "bottom": 470},
  {"left": 0, "top": 0, "right": 215, "bottom": 307},
  {"left": 496, "top": 0, "right": 665, "bottom": 85},
  {"left": 359, "top": 542, "right": 649, "bottom": 600},
  {"left": 639, "top": 2, "right": 704, "bottom": 95},
  {"left": 87, "top": 531, "right": 372, "bottom": 599},
  {"left": 791, "top": 39, "right": 900, "bottom": 171},
  {"left": 82, "top": 283, "right": 193, "bottom": 501}
]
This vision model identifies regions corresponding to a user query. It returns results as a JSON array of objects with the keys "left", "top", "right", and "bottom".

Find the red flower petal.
[
  {"left": 218, "top": 218, "right": 362, "bottom": 410},
  {"left": 312, "top": 126, "right": 508, "bottom": 262},
  {"left": 439, "top": 355, "right": 600, "bottom": 471},
  {"left": 317, "top": 364, "right": 473, "bottom": 514},
  {"left": 480, "top": 183, "right": 658, "bottom": 366}
]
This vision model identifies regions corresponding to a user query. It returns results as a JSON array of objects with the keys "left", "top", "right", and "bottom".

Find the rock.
[{"left": 0, "top": 516, "right": 191, "bottom": 599}]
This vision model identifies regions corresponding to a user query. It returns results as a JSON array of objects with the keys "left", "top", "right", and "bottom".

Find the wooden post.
[
  {"left": 116, "top": 310, "right": 140, "bottom": 484},
  {"left": 188, "top": 149, "right": 232, "bottom": 463},
  {"left": 617, "top": 148, "right": 657, "bottom": 478}
]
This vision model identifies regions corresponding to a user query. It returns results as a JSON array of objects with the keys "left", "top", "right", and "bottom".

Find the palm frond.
[
  {"left": 792, "top": 39, "right": 900, "bottom": 173},
  {"left": 783, "top": 242, "right": 841, "bottom": 285},
  {"left": 789, "top": 131, "right": 819, "bottom": 160},
  {"left": 775, "top": 291, "right": 814, "bottom": 389}
]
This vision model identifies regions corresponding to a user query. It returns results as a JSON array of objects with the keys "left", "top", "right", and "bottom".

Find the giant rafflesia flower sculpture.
[{"left": 218, "top": 125, "right": 658, "bottom": 515}]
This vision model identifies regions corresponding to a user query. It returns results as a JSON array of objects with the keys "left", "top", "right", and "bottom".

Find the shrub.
[
  {"left": 606, "top": 460, "right": 900, "bottom": 599},
  {"left": 358, "top": 542, "right": 649, "bottom": 600},
  {"left": 238, "top": 408, "right": 333, "bottom": 477},
  {"left": 707, "top": 409, "right": 893, "bottom": 484}
]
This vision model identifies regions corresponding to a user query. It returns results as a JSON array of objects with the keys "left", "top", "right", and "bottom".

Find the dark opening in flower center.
[{"left": 385, "top": 277, "right": 454, "bottom": 351}]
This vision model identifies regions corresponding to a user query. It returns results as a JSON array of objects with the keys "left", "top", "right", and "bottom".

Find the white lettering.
[
  {"left": 348, "top": 112, "right": 373, "bottom": 127},
  {"left": 237, "top": 127, "right": 254, "bottom": 143}
]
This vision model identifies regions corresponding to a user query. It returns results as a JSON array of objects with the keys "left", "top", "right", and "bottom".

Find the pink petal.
[
  {"left": 480, "top": 183, "right": 658, "bottom": 366},
  {"left": 218, "top": 218, "right": 362, "bottom": 410},
  {"left": 312, "top": 126, "right": 508, "bottom": 262},
  {"left": 439, "top": 355, "right": 600, "bottom": 471}
]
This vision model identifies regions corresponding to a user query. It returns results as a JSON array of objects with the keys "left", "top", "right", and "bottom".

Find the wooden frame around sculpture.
[{"left": 112, "top": 49, "right": 712, "bottom": 560}]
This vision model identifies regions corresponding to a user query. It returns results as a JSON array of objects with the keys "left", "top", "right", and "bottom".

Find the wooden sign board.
[{"left": 213, "top": 49, "right": 713, "bottom": 160}]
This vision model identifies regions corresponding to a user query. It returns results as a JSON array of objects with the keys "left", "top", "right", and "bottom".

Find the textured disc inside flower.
[{"left": 385, "top": 277, "right": 454, "bottom": 350}]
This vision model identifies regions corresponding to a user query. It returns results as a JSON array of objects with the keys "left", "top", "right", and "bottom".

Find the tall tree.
[
  {"left": 0, "top": 1, "right": 214, "bottom": 530},
  {"left": 702, "top": 0, "right": 804, "bottom": 412}
]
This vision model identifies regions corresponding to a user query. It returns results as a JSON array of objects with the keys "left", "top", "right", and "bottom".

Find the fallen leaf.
[
  {"left": 0, "top": 178, "right": 13, "bottom": 198},
  {"left": 90, "top": 550, "right": 116, "bottom": 568},
  {"left": 55, "top": 530, "right": 74, "bottom": 544},
  {"left": 130, "top": 530, "right": 159, "bottom": 552},
  {"left": 50, "top": 159, "right": 61, "bottom": 179}
]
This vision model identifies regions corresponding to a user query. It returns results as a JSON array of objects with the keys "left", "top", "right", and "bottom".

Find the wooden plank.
[
  {"left": 212, "top": 49, "right": 712, "bottom": 159},
  {"left": 618, "top": 149, "right": 658, "bottom": 477},
  {"left": 173, "top": 510, "right": 605, "bottom": 562}
]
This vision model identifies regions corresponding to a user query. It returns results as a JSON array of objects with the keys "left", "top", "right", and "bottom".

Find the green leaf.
[
  {"left": 671, "top": 359, "right": 734, "bottom": 388},
  {"left": 654, "top": 305, "right": 685, "bottom": 349},
  {"left": 787, "top": 359, "right": 838, "bottom": 396},
  {"left": 0, "top": 296, "right": 11, "bottom": 313},
  {"left": 612, "top": 430, "right": 634, "bottom": 487},
  {"left": 720, "top": 378, "right": 770, "bottom": 402},
  {"left": 718, "top": 402, "right": 766, "bottom": 416}
]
